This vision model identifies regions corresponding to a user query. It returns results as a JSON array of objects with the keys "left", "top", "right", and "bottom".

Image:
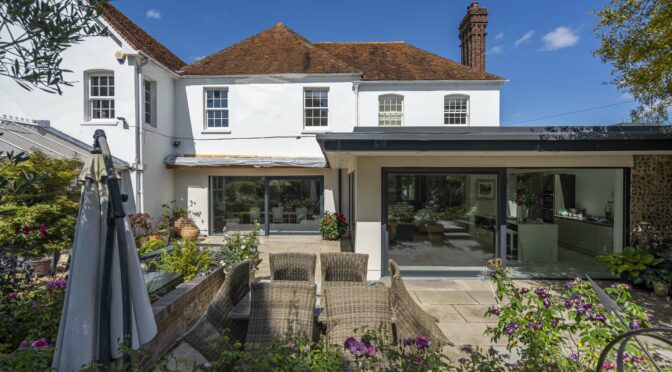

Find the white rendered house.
[{"left": 2, "top": 2, "right": 671, "bottom": 279}]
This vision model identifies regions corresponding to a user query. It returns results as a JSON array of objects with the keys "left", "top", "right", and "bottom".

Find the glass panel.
[
  {"left": 505, "top": 168, "right": 623, "bottom": 278},
  {"left": 386, "top": 173, "right": 497, "bottom": 271},
  {"left": 268, "top": 178, "right": 321, "bottom": 233},
  {"left": 210, "top": 176, "right": 265, "bottom": 234}
]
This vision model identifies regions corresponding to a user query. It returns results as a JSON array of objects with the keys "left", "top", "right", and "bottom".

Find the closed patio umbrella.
[{"left": 52, "top": 130, "right": 156, "bottom": 371}]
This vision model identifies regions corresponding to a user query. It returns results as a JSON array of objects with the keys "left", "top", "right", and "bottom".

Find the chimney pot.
[{"left": 459, "top": 1, "right": 488, "bottom": 72}]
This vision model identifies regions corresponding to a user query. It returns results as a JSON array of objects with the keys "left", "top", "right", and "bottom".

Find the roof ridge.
[
  {"left": 315, "top": 41, "right": 406, "bottom": 44},
  {"left": 402, "top": 42, "right": 505, "bottom": 81}
]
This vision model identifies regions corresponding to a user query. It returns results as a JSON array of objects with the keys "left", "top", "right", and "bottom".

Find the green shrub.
[
  {"left": 596, "top": 246, "right": 664, "bottom": 279},
  {"left": 389, "top": 202, "right": 414, "bottom": 223},
  {"left": 319, "top": 211, "right": 347, "bottom": 240},
  {"left": 413, "top": 208, "right": 441, "bottom": 226},
  {"left": 138, "top": 239, "right": 166, "bottom": 257},
  {"left": 220, "top": 222, "right": 261, "bottom": 268},
  {"left": 158, "top": 240, "right": 212, "bottom": 280}
]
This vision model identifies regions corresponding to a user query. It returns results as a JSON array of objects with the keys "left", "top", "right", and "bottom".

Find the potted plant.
[
  {"left": 20, "top": 224, "right": 54, "bottom": 276},
  {"left": 319, "top": 211, "right": 348, "bottom": 240},
  {"left": 413, "top": 208, "right": 443, "bottom": 234},
  {"left": 596, "top": 246, "right": 664, "bottom": 284},
  {"left": 640, "top": 262, "right": 672, "bottom": 296},
  {"left": 390, "top": 202, "right": 415, "bottom": 242}
]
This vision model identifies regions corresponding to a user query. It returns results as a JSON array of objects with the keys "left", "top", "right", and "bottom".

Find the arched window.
[
  {"left": 84, "top": 70, "right": 115, "bottom": 121},
  {"left": 444, "top": 95, "right": 469, "bottom": 125},
  {"left": 378, "top": 94, "right": 403, "bottom": 126}
]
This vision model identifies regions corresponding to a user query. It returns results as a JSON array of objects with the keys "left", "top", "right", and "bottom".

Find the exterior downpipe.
[
  {"left": 353, "top": 82, "right": 360, "bottom": 127},
  {"left": 134, "top": 54, "right": 150, "bottom": 213}
]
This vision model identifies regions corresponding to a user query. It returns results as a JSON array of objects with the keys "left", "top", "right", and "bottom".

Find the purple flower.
[
  {"left": 9, "top": 292, "right": 18, "bottom": 299},
  {"left": 594, "top": 314, "right": 607, "bottom": 323},
  {"left": 18, "top": 340, "right": 30, "bottom": 351},
  {"left": 21, "top": 225, "right": 30, "bottom": 236},
  {"left": 414, "top": 357, "right": 423, "bottom": 366},
  {"left": 367, "top": 344, "right": 377, "bottom": 356},
  {"left": 520, "top": 287, "right": 529, "bottom": 294},
  {"left": 31, "top": 339, "right": 48, "bottom": 349},
  {"left": 646, "top": 315, "right": 652, "bottom": 322},
  {"left": 504, "top": 322, "right": 519, "bottom": 335},
  {"left": 39, "top": 223, "right": 49, "bottom": 239},
  {"left": 551, "top": 319, "right": 559, "bottom": 328},
  {"left": 577, "top": 306, "right": 587, "bottom": 315},
  {"left": 402, "top": 338, "right": 414, "bottom": 347},
  {"left": 543, "top": 299, "right": 551, "bottom": 308},
  {"left": 569, "top": 353, "right": 578, "bottom": 362},
  {"left": 564, "top": 300, "right": 573, "bottom": 309},
  {"left": 527, "top": 321, "right": 542, "bottom": 331},
  {"left": 415, "top": 336, "right": 430, "bottom": 349},
  {"left": 458, "top": 357, "right": 467, "bottom": 364},
  {"left": 46, "top": 279, "right": 67, "bottom": 290},
  {"left": 603, "top": 361, "right": 615, "bottom": 370},
  {"left": 488, "top": 306, "right": 501, "bottom": 316},
  {"left": 344, "top": 336, "right": 360, "bottom": 355},
  {"left": 630, "top": 321, "right": 640, "bottom": 330},
  {"left": 534, "top": 287, "right": 548, "bottom": 298}
]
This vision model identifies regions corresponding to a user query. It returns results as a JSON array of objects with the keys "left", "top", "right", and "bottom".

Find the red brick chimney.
[{"left": 459, "top": 2, "right": 488, "bottom": 72}]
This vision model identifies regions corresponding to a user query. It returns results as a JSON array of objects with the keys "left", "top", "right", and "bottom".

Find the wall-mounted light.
[
  {"left": 116, "top": 116, "right": 129, "bottom": 129},
  {"left": 172, "top": 140, "right": 181, "bottom": 148}
]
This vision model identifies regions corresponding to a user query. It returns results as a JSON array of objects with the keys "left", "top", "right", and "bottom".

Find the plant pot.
[
  {"left": 180, "top": 224, "right": 200, "bottom": 241},
  {"left": 174, "top": 217, "right": 190, "bottom": 235},
  {"left": 387, "top": 223, "right": 398, "bottom": 241},
  {"left": 30, "top": 257, "right": 52, "bottom": 276},
  {"left": 147, "top": 235, "right": 162, "bottom": 241},
  {"left": 652, "top": 281, "right": 669, "bottom": 297}
]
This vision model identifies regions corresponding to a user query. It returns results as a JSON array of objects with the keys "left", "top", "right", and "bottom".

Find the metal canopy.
[{"left": 165, "top": 155, "right": 327, "bottom": 168}]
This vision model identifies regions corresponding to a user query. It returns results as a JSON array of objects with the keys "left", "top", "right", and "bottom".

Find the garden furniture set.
[{"left": 181, "top": 252, "right": 451, "bottom": 369}]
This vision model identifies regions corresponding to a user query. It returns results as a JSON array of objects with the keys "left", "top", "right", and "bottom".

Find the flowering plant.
[
  {"left": 220, "top": 222, "right": 261, "bottom": 270},
  {"left": 483, "top": 259, "right": 653, "bottom": 371},
  {"left": 319, "top": 211, "right": 348, "bottom": 240}
]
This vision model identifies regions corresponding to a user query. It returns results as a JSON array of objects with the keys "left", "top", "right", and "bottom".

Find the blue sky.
[{"left": 112, "top": 0, "right": 636, "bottom": 126}]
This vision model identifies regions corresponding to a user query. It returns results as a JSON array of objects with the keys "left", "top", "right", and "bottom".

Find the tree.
[
  {"left": 594, "top": 0, "right": 672, "bottom": 124},
  {"left": 0, "top": 0, "right": 108, "bottom": 94}
]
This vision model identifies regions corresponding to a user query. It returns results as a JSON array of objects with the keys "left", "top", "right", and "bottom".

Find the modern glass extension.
[
  {"left": 382, "top": 168, "right": 625, "bottom": 278},
  {"left": 209, "top": 176, "right": 323, "bottom": 235}
]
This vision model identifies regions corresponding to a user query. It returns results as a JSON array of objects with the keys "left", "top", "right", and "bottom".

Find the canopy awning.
[{"left": 165, "top": 155, "right": 327, "bottom": 168}]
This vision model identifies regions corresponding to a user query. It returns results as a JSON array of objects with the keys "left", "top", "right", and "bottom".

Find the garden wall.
[
  {"left": 630, "top": 155, "right": 672, "bottom": 243},
  {"left": 139, "top": 268, "right": 225, "bottom": 370}
]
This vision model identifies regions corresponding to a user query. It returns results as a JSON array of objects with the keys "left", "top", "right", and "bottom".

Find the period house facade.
[{"left": 2, "top": 2, "right": 671, "bottom": 279}]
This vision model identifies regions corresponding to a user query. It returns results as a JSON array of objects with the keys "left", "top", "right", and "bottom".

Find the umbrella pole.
[{"left": 93, "top": 130, "right": 133, "bottom": 368}]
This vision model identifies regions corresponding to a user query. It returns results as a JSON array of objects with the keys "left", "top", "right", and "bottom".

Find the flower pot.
[
  {"left": 652, "top": 281, "right": 669, "bottom": 297},
  {"left": 180, "top": 224, "right": 200, "bottom": 241},
  {"left": 147, "top": 235, "right": 162, "bottom": 241},
  {"left": 387, "top": 223, "right": 398, "bottom": 241},
  {"left": 30, "top": 257, "right": 52, "bottom": 276},
  {"left": 174, "top": 216, "right": 190, "bottom": 235}
]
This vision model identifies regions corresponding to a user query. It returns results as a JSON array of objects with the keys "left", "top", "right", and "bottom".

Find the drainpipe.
[
  {"left": 134, "top": 54, "right": 149, "bottom": 213},
  {"left": 353, "top": 81, "right": 360, "bottom": 127}
]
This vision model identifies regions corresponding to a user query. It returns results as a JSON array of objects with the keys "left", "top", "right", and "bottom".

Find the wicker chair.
[
  {"left": 182, "top": 260, "right": 251, "bottom": 363},
  {"left": 245, "top": 281, "right": 317, "bottom": 347},
  {"left": 269, "top": 252, "right": 316, "bottom": 282},
  {"left": 324, "top": 285, "right": 392, "bottom": 370},
  {"left": 388, "top": 260, "right": 452, "bottom": 348}
]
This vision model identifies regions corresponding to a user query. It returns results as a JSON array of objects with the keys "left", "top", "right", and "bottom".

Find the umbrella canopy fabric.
[{"left": 52, "top": 154, "right": 156, "bottom": 371}]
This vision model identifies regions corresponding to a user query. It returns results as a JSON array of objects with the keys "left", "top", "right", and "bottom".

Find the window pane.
[{"left": 444, "top": 96, "right": 468, "bottom": 125}]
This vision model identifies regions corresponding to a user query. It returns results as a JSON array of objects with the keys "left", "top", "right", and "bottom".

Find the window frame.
[
  {"left": 203, "top": 87, "right": 230, "bottom": 130},
  {"left": 443, "top": 94, "right": 470, "bottom": 126},
  {"left": 87, "top": 72, "right": 115, "bottom": 121},
  {"left": 143, "top": 79, "right": 157, "bottom": 127},
  {"left": 303, "top": 88, "right": 329, "bottom": 128},
  {"left": 378, "top": 94, "right": 404, "bottom": 126}
]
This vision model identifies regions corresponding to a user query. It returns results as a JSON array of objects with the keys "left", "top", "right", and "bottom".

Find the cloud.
[
  {"left": 619, "top": 92, "right": 634, "bottom": 100},
  {"left": 189, "top": 56, "right": 206, "bottom": 62},
  {"left": 540, "top": 26, "right": 579, "bottom": 51},
  {"left": 146, "top": 9, "right": 161, "bottom": 20},
  {"left": 495, "top": 31, "right": 504, "bottom": 40},
  {"left": 515, "top": 30, "right": 534, "bottom": 47},
  {"left": 489, "top": 45, "right": 504, "bottom": 55}
]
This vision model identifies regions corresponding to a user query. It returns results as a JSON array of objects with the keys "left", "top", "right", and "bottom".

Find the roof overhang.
[
  {"left": 165, "top": 155, "right": 327, "bottom": 169},
  {"left": 316, "top": 126, "right": 672, "bottom": 167}
]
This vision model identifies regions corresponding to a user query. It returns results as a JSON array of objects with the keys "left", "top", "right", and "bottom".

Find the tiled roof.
[
  {"left": 180, "top": 23, "right": 359, "bottom": 76},
  {"left": 315, "top": 42, "right": 504, "bottom": 81},
  {"left": 100, "top": 3, "right": 186, "bottom": 72}
]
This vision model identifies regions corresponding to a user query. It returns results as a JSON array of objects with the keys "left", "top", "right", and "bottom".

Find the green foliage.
[
  {"left": 319, "top": 211, "right": 347, "bottom": 240},
  {"left": 0, "top": 151, "right": 80, "bottom": 258},
  {"left": 220, "top": 222, "right": 261, "bottom": 269},
  {"left": 389, "top": 202, "right": 414, "bottom": 223},
  {"left": 158, "top": 239, "right": 212, "bottom": 280},
  {"left": 485, "top": 259, "right": 653, "bottom": 371},
  {"left": 238, "top": 337, "right": 342, "bottom": 371},
  {"left": 596, "top": 246, "right": 664, "bottom": 278},
  {"left": 0, "top": 0, "right": 109, "bottom": 94},
  {"left": 138, "top": 239, "right": 165, "bottom": 257},
  {"left": 413, "top": 208, "right": 441, "bottom": 226},
  {"left": 594, "top": 0, "right": 672, "bottom": 124},
  {"left": 640, "top": 261, "right": 672, "bottom": 287}
]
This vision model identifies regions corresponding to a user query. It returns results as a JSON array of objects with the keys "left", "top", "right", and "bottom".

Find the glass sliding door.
[
  {"left": 268, "top": 177, "right": 323, "bottom": 233},
  {"left": 209, "top": 176, "right": 265, "bottom": 234},
  {"left": 384, "top": 171, "right": 499, "bottom": 272}
]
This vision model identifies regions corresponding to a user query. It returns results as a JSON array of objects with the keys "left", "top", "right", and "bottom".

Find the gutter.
[{"left": 134, "top": 53, "right": 150, "bottom": 213}]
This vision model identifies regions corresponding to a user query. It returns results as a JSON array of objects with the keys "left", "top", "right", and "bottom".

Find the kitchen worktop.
[{"left": 555, "top": 214, "right": 612, "bottom": 227}]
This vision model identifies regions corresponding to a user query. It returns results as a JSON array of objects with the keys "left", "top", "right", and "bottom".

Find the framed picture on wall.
[{"left": 476, "top": 179, "right": 495, "bottom": 199}]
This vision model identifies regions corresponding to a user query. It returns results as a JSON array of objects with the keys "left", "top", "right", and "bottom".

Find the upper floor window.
[
  {"left": 304, "top": 88, "right": 328, "bottom": 127},
  {"left": 143, "top": 79, "right": 156, "bottom": 127},
  {"left": 444, "top": 95, "right": 469, "bottom": 125},
  {"left": 205, "top": 88, "right": 229, "bottom": 128},
  {"left": 378, "top": 94, "right": 403, "bottom": 126},
  {"left": 88, "top": 73, "right": 114, "bottom": 120}
]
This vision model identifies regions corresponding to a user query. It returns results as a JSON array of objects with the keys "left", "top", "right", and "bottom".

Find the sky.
[{"left": 111, "top": 0, "right": 636, "bottom": 127}]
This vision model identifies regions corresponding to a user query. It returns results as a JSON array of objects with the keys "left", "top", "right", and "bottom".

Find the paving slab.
[
  {"left": 438, "top": 322, "right": 504, "bottom": 346},
  {"left": 467, "top": 290, "right": 498, "bottom": 305},
  {"left": 413, "top": 290, "right": 479, "bottom": 305},
  {"left": 418, "top": 305, "right": 466, "bottom": 323},
  {"left": 453, "top": 305, "right": 498, "bottom": 323}
]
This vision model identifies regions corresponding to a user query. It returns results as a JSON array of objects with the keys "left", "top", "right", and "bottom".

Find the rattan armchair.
[
  {"left": 269, "top": 252, "right": 316, "bottom": 282},
  {"left": 245, "top": 281, "right": 317, "bottom": 347},
  {"left": 182, "top": 260, "right": 251, "bottom": 363},
  {"left": 388, "top": 260, "right": 452, "bottom": 348},
  {"left": 320, "top": 252, "right": 368, "bottom": 293}
]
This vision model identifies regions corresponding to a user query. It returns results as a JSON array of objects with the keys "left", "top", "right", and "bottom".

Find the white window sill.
[
  {"left": 302, "top": 128, "right": 330, "bottom": 135},
  {"left": 201, "top": 129, "right": 231, "bottom": 134},
  {"left": 81, "top": 120, "right": 118, "bottom": 126}
]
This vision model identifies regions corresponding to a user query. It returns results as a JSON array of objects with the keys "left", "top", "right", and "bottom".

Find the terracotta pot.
[
  {"left": 147, "top": 235, "right": 162, "bottom": 241},
  {"left": 30, "top": 257, "right": 52, "bottom": 276},
  {"left": 652, "top": 281, "right": 669, "bottom": 297},
  {"left": 174, "top": 216, "right": 190, "bottom": 234},
  {"left": 180, "top": 224, "right": 200, "bottom": 241}
]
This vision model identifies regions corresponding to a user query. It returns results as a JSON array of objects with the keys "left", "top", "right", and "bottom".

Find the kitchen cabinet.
[
  {"left": 556, "top": 216, "right": 613, "bottom": 256},
  {"left": 518, "top": 223, "right": 558, "bottom": 263}
]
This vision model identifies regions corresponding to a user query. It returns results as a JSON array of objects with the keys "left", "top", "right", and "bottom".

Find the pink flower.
[
  {"left": 39, "top": 223, "right": 49, "bottom": 239},
  {"left": 414, "top": 357, "right": 423, "bottom": 366},
  {"left": 602, "top": 361, "right": 615, "bottom": 370},
  {"left": 9, "top": 292, "right": 18, "bottom": 299},
  {"left": 18, "top": 340, "right": 30, "bottom": 351},
  {"left": 31, "top": 339, "right": 48, "bottom": 349},
  {"left": 21, "top": 225, "right": 30, "bottom": 236}
]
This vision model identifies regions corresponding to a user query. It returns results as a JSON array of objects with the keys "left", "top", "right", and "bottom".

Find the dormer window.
[
  {"left": 378, "top": 94, "right": 403, "bottom": 126},
  {"left": 88, "top": 73, "right": 115, "bottom": 120},
  {"left": 444, "top": 95, "right": 469, "bottom": 125}
]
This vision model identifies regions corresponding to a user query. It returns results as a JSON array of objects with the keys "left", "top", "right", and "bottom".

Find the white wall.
[{"left": 358, "top": 82, "right": 501, "bottom": 127}]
